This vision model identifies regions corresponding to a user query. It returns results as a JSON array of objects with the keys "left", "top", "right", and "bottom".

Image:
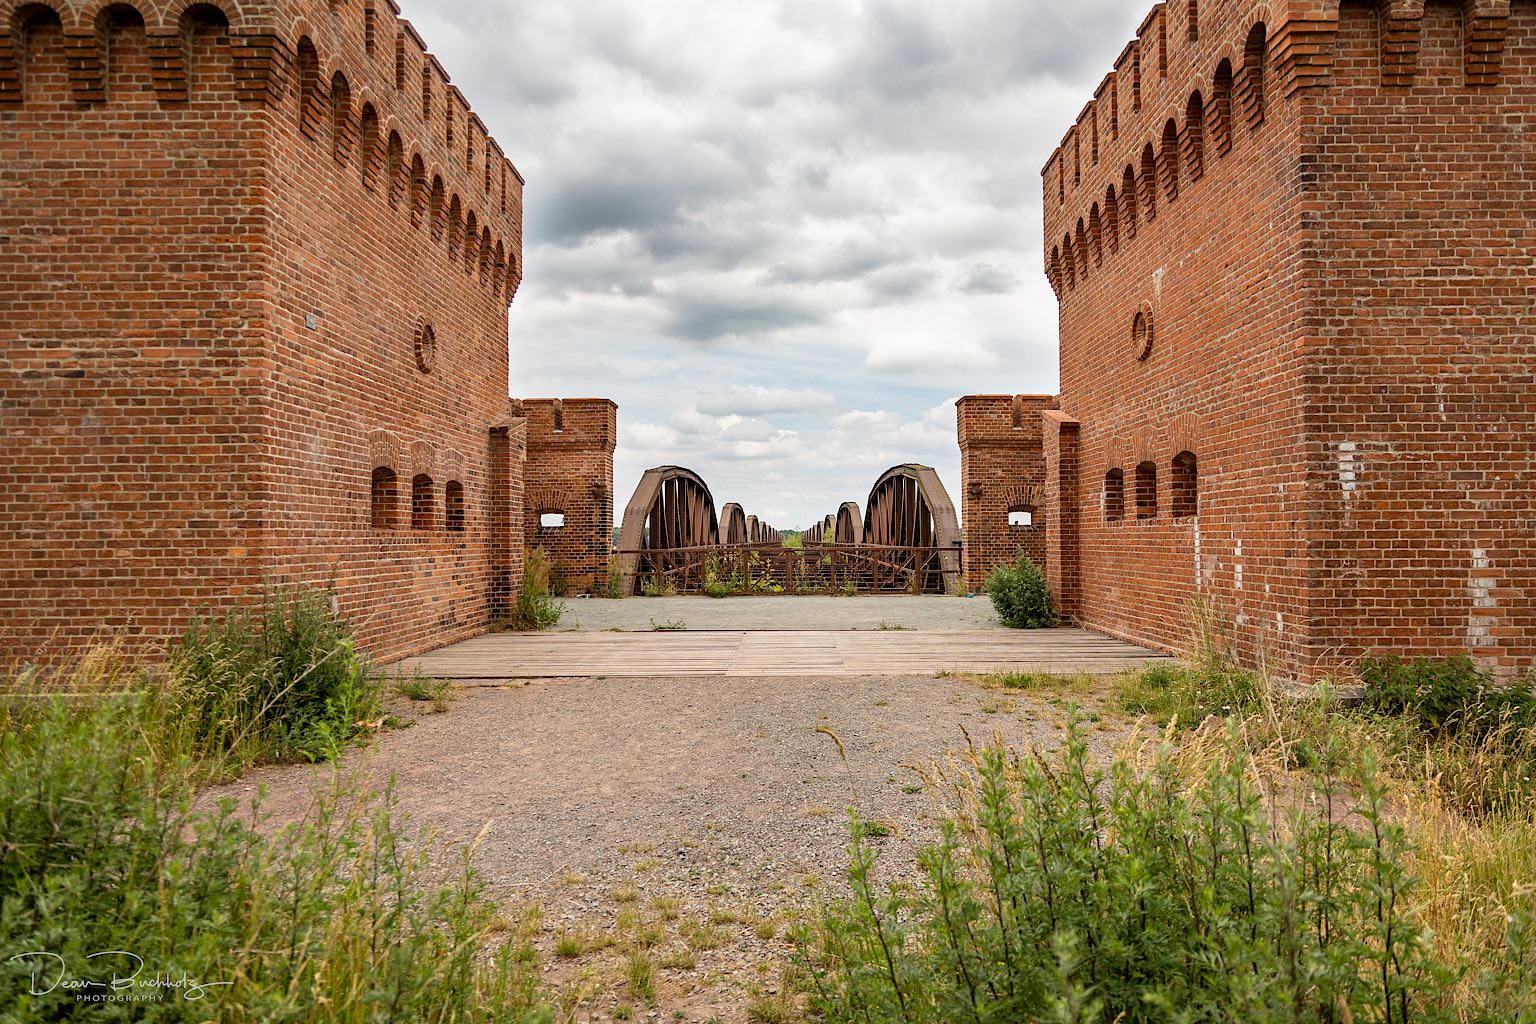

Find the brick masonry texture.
[
  {"left": 961, "top": 0, "right": 1535, "bottom": 684},
  {"left": 956, "top": 395, "right": 1054, "bottom": 592},
  {"left": 0, "top": 0, "right": 612, "bottom": 665},
  {"left": 521, "top": 398, "right": 617, "bottom": 595}
]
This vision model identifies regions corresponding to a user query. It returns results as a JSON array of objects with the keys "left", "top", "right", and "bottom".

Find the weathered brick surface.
[
  {"left": 963, "top": 0, "right": 1535, "bottom": 683},
  {"left": 521, "top": 398, "right": 617, "bottom": 594},
  {"left": 0, "top": 0, "right": 607, "bottom": 665},
  {"left": 956, "top": 395, "right": 1054, "bottom": 591}
]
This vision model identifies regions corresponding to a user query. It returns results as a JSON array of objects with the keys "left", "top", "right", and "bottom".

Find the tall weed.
[
  {"left": 798, "top": 717, "right": 1520, "bottom": 1023},
  {"left": 0, "top": 686, "right": 549, "bottom": 1022},
  {"left": 168, "top": 588, "right": 378, "bottom": 770}
]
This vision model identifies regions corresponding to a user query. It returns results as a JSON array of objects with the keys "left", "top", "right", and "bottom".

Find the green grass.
[
  {"left": 167, "top": 588, "right": 381, "bottom": 772},
  {"left": 393, "top": 672, "right": 454, "bottom": 712},
  {"left": 512, "top": 547, "right": 565, "bottom": 631},
  {"left": 799, "top": 641, "right": 1536, "bottom": 1023},
  {"left": 0, "top": 662, "right": 548, "bottom": 1022}
]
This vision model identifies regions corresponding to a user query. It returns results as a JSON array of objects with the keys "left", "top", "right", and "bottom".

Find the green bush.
[
  {"left": 0, "top": 689, "right": 549, "bottom": 1023},
  {"left": 169, "top": 588, "right": 378, "bottom": 769},
  {"left": 604, "top": 558, "right": 625, "bottom": 599},
  {"left": 1117, "top": 658, "right": 1261, "bottom": 730},
  {"left": 797, "top": 717, "right": 1528, "bottom": 1024},
  {"left": 984, "top": 554, "right": 1056, "bottom": 628},
  {"left": 1360, "top": 654, "right": 1536, "bottom": 737},
  {"left": 513, "top": 548, "right": 564, "bottom": 630}
]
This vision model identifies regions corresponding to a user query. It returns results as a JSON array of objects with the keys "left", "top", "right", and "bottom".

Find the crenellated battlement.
[
  {"left": 0, "top": 0, "right": 522, "bottom": 303},
  {"left": 521, "top": 399, "right": 619, "bottom": 449},
  {"left": 1041, "top": 0, "right": 1533, "bottom": 301}
]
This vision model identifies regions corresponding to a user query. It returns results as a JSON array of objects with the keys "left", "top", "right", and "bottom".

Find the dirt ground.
[{"left": 216, "top": 672, "right": 1139, "bottom": 1023}]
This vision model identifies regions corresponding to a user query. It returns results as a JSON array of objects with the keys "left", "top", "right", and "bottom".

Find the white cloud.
[{"left": 398, "top": 0, "right": 1143, "bottom": 525}]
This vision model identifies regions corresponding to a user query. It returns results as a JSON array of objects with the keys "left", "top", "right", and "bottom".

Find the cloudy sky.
[{"left": 399, "top": 0, "right": 1145, "bottom": 528}]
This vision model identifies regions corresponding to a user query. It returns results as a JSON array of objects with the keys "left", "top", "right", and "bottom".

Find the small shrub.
[
  {"left": 1117, "top": 658, "right": 1260, "bottom": 729},
  {"left": 604, "top": 558, "right": 625, "bottom": 599},
  {"left": 984, "top": 554, "right": 1056, "bottom": 628},
  {"left": 0, "top": 688, "right": 550, "bottom": 1023},
  {"left": 513, "top": 548, "right": 564, "bottom": 631},
  {"left": 1360, "top": 654, "right": 1535, "bottom": 737},
  {"left": 169, "top": 588, "right": 379, "bottom": 768},
  {"left": 799, "top": 717, "right": 1479, "bottom": 1024}
]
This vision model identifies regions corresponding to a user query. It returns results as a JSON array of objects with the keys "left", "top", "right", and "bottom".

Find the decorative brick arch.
[{"left": 367, "top": 428, "right": 403, "bottom": 472}]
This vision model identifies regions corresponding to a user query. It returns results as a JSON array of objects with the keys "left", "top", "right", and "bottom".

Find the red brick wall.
[
  {"left": 257, "top": 0, "right": 525, "bottom": 663},
  {"left": 1041, "top": 0, "right": 1313, "bottom": 676},
  {"left": 0, "top": 0, "right": 539, "bottom": 666},
  {"left": 1033, "top": 0, "right": 1536, "bottom": 683},
  {"left": 0, "top": 4, "right": 269, "bottom": 662},
  {"left": 1300, "top": 1, "right": 1536, "bottom": 681},
  {"left": 956, "top": 395, "right": 1054, "bottom": 591},
  {"left": 522, "top": 398, "right": 617, "bottom": 594}
]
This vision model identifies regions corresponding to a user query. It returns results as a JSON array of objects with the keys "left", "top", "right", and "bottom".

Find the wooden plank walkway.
[{"left": 393, "top": 628, "right": 1171, "bottom": 680}]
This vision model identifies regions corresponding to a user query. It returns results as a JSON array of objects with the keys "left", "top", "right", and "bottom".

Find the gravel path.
[
  {"left": 552, "top": 594, "right": 1003, "bottom": 632},
  {"left": 218, "top": 673, "right": 1137, "bottom": 1022}
]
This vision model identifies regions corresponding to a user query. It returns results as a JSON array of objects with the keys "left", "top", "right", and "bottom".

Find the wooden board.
[{"left": 393, "top": 628, "right": 1172, "bottom": 680}]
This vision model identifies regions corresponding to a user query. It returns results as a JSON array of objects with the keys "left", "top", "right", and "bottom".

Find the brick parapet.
[{"left": 522, "top": 399, "right": 617, "bottom": 595}]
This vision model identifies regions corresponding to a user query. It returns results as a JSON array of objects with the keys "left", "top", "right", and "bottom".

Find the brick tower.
[
  {"left": 0, "top": 0, "right": 609, "bottom": 664},
  {"left": 962, "top": 0, "right": 1535, "bottom": 683}
]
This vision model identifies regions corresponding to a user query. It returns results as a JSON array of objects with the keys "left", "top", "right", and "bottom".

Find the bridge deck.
[{"left": 393, "top": 628, "right": 1171, "bottom": 680}]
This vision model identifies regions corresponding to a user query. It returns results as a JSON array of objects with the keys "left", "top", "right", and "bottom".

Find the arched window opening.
[
  {"left": 1104, "top": 469, "right": 1125, "bottom": 522},
  {"left": 387, "top": 132, "right": 405, "bottom": 206},
  {"left": 447, "top": 194, "right": 463, "bottom": 255},
  {"left": 1060, "top": 233, "right": 1076, "bottom": 289},
  {"left": 1103, "top": 186, "right": 1120, "bottom": 252},
  {"left": 1075, "top": 220, "right": 1090, "bottom": 281},
  {"left": 464, "top": 211, "right": 480, "bottom": 273},
  {"left": 1008, "top": 506, "right": 1037, "bottom": 529},
  {"left": 411, "top": 474, "right": 436, "bottom": 530},
  {"left": 1242, "top": 23, "right": 1267, "bottom": 129},
  {"left": 359, "top": 103, "right": 381, "bottom": 189},
  {"left": 493, "top": 242, "right": 507, "bottom": 296},
  {"left": 445, "top": 481, "right": 466, "bottom": 532},
  {"left": 371, "top": 467, "right": 399, "bottom": 529},
  {"left": 1135, "top": 461, "right": 1158, "bottom": 519},
  {"left": 1088, "top": 205, "right": 1104, "bottom": 265},
  {"left": 1120, "top": 165, "right": 1138, "bottom": 238},
  {"left": 429, "top": 175, "right": 446, "bottom": 241},
  {"left": 540, "top": 511, "right": 566, "bottom": 529},
  {"left": 181, "top": 4, "right": 232, "bottom": 99},
  {"left": 1172, "top": 451, "right": 1198, "bottom": 518},
  {"left": 1139, "top": 143, "right": 1158, "bottom": 222},
  {"left": 409, "top": 155, "right": 427, "bottom": 226},
  {"left": 296, "top": 37, "right": 322, "bottom": 136},
  {"left": 330, "top": 71, "right": 354, "bottom": 164},
  {"left": 1184, "top": 91, "right": 1205, "bottom": 180},
  {"left": 1159, "top": 119, "right": 1180, "bottom": 202},
  {"left": 1213, "top": 59, "right": 1234, "bottom": 156}
]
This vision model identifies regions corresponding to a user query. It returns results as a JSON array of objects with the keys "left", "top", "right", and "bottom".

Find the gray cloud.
[
  {"left": 954, "top": 262, "right": 1022, "bottom": 295},
  {"left": 398, "top": 0, "right": 1147, "bottom": 524}
]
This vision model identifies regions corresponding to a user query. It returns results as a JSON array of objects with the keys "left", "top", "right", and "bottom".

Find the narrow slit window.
[
  {"left": 1172, "top": 451, "right": 1198, "bottom": 518},
  {"left": 1135, "top": 461, "right": 1158, "bottom": 519},
  {"left": 1105, "top": 469, "right": 1125, "bottom": 522},
  {"left": 412, "top": 474, "right": 435, "bottom": 530},
  {"left": 371, "top": 467, "right": 399, "bottom": 529}
]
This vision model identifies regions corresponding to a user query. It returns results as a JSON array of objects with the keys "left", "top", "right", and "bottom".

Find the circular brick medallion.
[
  {"left": 414, "top": 320, "right": 437, "bottom": 373},
  {"left": 1132, "top": 304, "right": 1154, "bottom": 361}
]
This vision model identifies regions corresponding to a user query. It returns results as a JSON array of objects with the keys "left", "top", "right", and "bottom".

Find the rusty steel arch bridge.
[{"left": 615, "top": 463, "right": 960, "bottom": 596}]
